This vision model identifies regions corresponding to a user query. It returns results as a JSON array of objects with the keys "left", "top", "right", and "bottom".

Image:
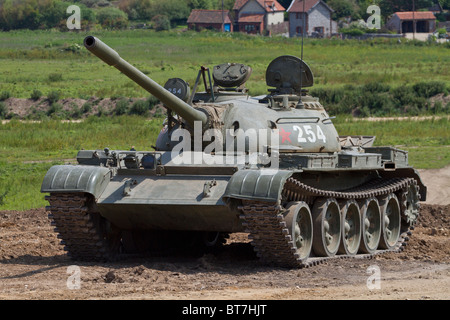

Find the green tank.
[{"left": 41, "top": 36, "right": 426, "bottom": 267}]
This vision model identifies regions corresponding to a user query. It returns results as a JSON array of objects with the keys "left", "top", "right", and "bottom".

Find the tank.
[{"left": 41, "top": 36, "right": 427, "bottom": 267}]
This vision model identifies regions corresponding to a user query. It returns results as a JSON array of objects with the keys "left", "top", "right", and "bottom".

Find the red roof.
[
  {"left": 257, "top": 0, "right": 285, "bottom": 12},
  {"left": 395, "top": 11, "right": 436, "bottom": 20},
  {"left": 234, "top": 0, "right": 285, "bottom": 12},
  {"left": 233, "top": 0, "right": 248, "bottom": 10},
  {"left": 287, "top": 0, "right": 332, "bottom": 13},
  {"left": 187, "top": 10, "right": 231, "bottom": 24},
  {"left": 238, "top": 14, "right": 265, "bottom": 23}
]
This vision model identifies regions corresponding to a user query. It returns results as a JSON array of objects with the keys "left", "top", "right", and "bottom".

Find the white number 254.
[{"left": 293, "top": 125, "right": 326, "bottom": 143}]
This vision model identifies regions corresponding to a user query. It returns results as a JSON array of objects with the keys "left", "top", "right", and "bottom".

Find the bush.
[
  {"left": 391, "top": 86, "right": 415, "bottom": 106},
  {"left": 413, "top": 81, "right": 447, "bottom": 98},
  {"left": 96, "top": 7, "right": 129, "bottom": 29},
  {"left": 147, "top": 96, "right": 159, "bottom": 110},
  {"left": 0, "top": 102, "right": 7, "bottom": 119},
  {"left": 341, "top": 28, "right": 365, "bottom": 36},
  {"left": 30, "top": 89, "right": 42, "bottom": 101},
  {"left": 0, "top": 91, "right": 11, "bottom": 101},
  {"left": 48, "top": 73, "right": 63, "bottom": 82},
  {"left": 129, "top": 99, "right": 149, "bottom": 116},
  {"left": 81, "top": 102, "right": 93, "bottom": 114},
  {"left": 114, "top": 98, "right": 129, "bottom": 115},
  {"left": 363, "top": 82, "right": 391, "bottom": 93},
  {"left": 47, "top": 91, "right": 60, "bottom": 104},
  {"left": 152, "top": 15, "right": 170, "bottom": 31},
  {"left": 47, "top": 103, "right": 64, "bottom": 117}
]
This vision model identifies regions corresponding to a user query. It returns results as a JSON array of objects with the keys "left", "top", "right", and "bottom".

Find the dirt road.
[{"left": 0, "top": 168, "right": 449, "bottom": 301}]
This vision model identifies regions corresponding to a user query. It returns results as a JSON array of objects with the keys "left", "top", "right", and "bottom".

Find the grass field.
[
  {"left": 0, "top": 116, "right": 448, "bottom": 210},
  {"left": 0, "top": 29, "right": 449, "bottom": 210},
  {"left": 0, "top": 29, "right": 449, "bottom": 99}
]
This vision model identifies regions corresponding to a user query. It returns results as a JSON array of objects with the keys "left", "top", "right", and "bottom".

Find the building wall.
[
  {"left": 289, "top": 12, "right": 307, "bottom": 37},
  {"left": 386, "top": 14, "right": 436, "bottom": 33},
  {"left": 289, "top": 2, "right": 334, "bottom": 37},
  {"left": 239, "top": 0, "right": 266, "bottom": 17},
  {"left": 188, "top": 23, "right": 232, "bottom": 32},
  {"left": 308, "top": 2, "right": 333, "bottom": 36},
  {"left": 386, "top": 15, "right": 401, "bottom": 32},
  {"left": 266, "top": 11, "right": 285, "bottom": 26}
]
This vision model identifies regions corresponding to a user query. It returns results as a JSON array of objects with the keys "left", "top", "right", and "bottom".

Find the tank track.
[
  {"left": 238, "top": 177, "right": 420, "bottom": 268},
  {"left": 45, "top": 193, "right": 121, "bottom": 261}
]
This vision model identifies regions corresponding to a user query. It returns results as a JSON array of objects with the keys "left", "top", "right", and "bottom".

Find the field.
[
  {"left": 0, "top": 30, "right": 449, "bottom": 302},
  {"left": 0, "top": 115, "right": 449, "bottom": 211},
  {"left": 0, "top": 29, "right": 449, "bottom": 100}
]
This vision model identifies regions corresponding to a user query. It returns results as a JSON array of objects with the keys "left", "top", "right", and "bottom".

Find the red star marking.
[{"left": 279, "top": 128, "right": 291, "bottom": 143}]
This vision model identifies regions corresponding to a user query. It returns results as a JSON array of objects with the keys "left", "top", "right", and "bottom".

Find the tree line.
[{"left": 1, "top": 0, "right": 449, "bottom": 31}]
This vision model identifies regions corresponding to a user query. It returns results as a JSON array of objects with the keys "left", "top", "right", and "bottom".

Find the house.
[
  {"left": 386, "top": 11, "right": 436, "bottom": 34},
  {"left": 287, "top": 0, "right": 338, "bottom": 38},
  {"left": 187, "top": 10, "right": 233, "bottom": 32},
  {"left": 233, "top": 0, "right": 286, "bottom": 34}
]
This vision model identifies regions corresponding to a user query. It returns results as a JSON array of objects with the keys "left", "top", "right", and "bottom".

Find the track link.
[
  {"left": 45, "top": 193, "right": 121, "bottom": 261},
  {"left": 239, "top": 177, "right": 420, "bottom": 268}
]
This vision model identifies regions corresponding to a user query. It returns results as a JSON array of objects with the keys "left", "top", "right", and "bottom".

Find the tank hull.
[{"left": 96, "top": 174, "right": 242, "bottom": 232}]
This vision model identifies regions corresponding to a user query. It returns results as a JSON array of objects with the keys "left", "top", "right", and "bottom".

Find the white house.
[
  {"left": 233, "top": 0, "right": 286, "bottom": 34},
  {"left": 287, "top": 0, "right": 338, "bottom": 37}
]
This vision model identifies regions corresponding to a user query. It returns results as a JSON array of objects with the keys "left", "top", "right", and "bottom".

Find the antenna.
[{"left": 297, "top": 0, "right": 306, "bottom": 108}]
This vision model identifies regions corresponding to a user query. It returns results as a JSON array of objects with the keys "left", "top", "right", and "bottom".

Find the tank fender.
[
  {"left": 223, "top": 169, "right": 294, "bottom": 205},
  {"left": 41, "top": 165, "right": 111, "bottom": 199}
]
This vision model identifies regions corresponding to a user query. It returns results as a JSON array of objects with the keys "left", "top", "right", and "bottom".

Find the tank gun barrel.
[{"left": 83, "top": 36, "right": 207, "bottom": 126}]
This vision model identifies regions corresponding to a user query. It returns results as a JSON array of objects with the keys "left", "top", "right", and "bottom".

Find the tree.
[
  {"left": 327, "top": 0, "right": 358, "bottom": 20},
  {"left": 96, "top": 7, "right": 129, "bottom": 29}
]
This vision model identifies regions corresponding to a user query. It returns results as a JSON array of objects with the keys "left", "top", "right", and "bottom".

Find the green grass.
[
  {"left": 0, "top": 30, "right": 449, "bottom": 210},
  {"left": 0, "top": 29, "right": 449, "bottom": 99},
  {"left": 334, "top": 116, "right": 450, "bottom": 169},
  {"left": 0, "top": 116, "right": 448, "bottom": 210}
]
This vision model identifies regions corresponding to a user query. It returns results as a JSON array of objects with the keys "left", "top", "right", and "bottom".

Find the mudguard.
[
  {"left": 223, "top": 169, "right": 294, "bottom": 204},
  {"left": 41, "top": 165, "right": 111, "bottom": 199}
]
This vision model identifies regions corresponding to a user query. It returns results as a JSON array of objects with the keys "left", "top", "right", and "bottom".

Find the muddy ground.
[{"left": 0, "top": 168, "right": 449, "bottom": 302}]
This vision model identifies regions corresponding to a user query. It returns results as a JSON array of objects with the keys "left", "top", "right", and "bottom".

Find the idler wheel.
[
  {"left": 338, "top": 199, "right": 361, "bottom": 256},
  {"left": 401, "top": 181, "right": 420, "bottom": 228},
  {"left": 312, "top": 198, "right": 341, "bottom": 257},
  {"left": 379, "top": 193, "right": 401, "bottom": 250},
  {"left": 284, "top": 201, "right": 313, "bottom": 262},
  {"left": 359, "top": 197, "right": 381, "bottom": 254}
]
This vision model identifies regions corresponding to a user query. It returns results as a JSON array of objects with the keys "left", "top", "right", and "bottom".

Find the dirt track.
[{"left": 0, "top": 168, "right": 449, "bottom": 301}]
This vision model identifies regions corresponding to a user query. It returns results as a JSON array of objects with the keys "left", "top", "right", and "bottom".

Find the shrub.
[
  {"left": 391, "top": 86, "right": 415, "bottom": 106},
  {"left": 47, "top": 91, "right": 60, "bottom": 104},
  {"left": 413, "top": 81, "right": 447, "bottom": 98},
  {"left": 30, "top": 89, "right": 42, "bottom": 101},
  {"left": 152, "top": 15, "right": 170, "bottom": 31},
  {"left": 96, "top": 7, "right": 129, "bottom": 29},
  {"left": 47, "top": 102, "right": 64, "bottom": 117},
  {"left": 48, "top": 73, "right": 63, "bottom": 82},
  {"left": 147, "top": 96, "right": 159, "bottom": 110},
  {"left": 363, "top": 82, "right": 391, "bottom": 93},
  {"left": 129, "top": 99, "right": 149, "bottom": 116},
  {"left": 0, "top": 102, "right": 7, "bottom": 118},
  {"left": 114, "top": 98, "right": 129, "bottom": 115},
  {"left": 341, "top": 28, "right": 365, "bottom": 36},
  {"left": 81, "top": 102, "right": 93, "bottom": 114},
  {"left": 0, "top": 91, "right": 11, "bottom": 101}
]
